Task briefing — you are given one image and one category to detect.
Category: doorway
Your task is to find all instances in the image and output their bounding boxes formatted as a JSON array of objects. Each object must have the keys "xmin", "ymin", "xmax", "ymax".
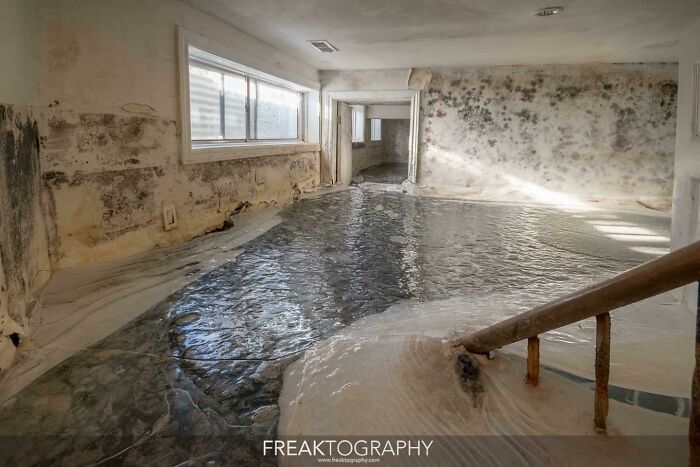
[{"xmin": 325, "ymin": 90, "xmax": 420, "ymax": 187}]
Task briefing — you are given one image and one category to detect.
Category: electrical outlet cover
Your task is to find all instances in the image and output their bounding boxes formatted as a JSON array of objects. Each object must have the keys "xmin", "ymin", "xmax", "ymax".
[{"xmin": 163, "ymin": 204, "xmax": 178, "ymax": 231}]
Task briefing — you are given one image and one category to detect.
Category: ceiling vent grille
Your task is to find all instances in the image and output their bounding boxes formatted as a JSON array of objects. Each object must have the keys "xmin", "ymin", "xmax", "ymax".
[
  {"xmin": 308, "ymin": 40, "xmax": 339, "ymax": 53},
  {"xmin": 535, "ymin": 6, "xmax": 563, "ymax": 16}
]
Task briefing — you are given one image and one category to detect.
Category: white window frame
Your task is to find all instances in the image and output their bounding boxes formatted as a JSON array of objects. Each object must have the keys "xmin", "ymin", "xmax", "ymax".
[
  {"xmin": 370, "ymin": 119, "xmax": 382, "ymax": 141},
  {"xmin": 189, "ymin": 59, "xmax": 303, "ymax": 144},
  {"xmin": 351, "ymin": 105, "xmax": 365, "ymax": 143},
  {"xmin": 178, "ymin": 28, "xmax": 320, "ymax": 164}
]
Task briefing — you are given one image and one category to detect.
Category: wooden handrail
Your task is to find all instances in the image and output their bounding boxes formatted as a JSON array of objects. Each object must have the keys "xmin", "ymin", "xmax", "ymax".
[
  {"xmin": 458, "ymin": 239, "xmax": 700, "ymax": 354},
  {"xmin": 456, "ymin": 238, "xmax": 700, "ymax": 454}
]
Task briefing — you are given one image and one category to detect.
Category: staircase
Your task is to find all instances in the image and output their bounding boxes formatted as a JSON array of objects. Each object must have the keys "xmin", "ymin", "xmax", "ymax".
[{"xmin": 457, "ymin": 239, "xmax": 700, "ymax": 462}]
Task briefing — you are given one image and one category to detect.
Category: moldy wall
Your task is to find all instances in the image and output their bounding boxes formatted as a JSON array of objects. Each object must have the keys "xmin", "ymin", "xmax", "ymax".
[
  {"xmin": 0, "ymin": 1, "xmax": 50, "ymax": 369},
  {"xmin": 420, "ymin": 64, "xmax": 678, "ymax": 205},
  {"xmin": 0, "ymin": 0, "xmax": 321, "ymax": 370},
  {"xmin": 0, "ymin": 107, "xmax": 51, "ymax": 370},
  {"xmin": 32, "ymin": 0, "xmax": 321, "ymax": 268}
]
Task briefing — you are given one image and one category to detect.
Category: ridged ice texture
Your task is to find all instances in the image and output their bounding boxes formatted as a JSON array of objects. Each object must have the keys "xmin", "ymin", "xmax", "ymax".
[{"xmin": 0, "ymin": 189, "xmax": 669, "ymax": 466}]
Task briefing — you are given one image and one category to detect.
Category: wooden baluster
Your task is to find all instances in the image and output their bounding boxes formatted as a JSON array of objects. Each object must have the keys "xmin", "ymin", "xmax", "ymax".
[
  {"xmin": 594, "ymin": 313, "xmax": 611, "ymax": 434},
  {"xmin": 526, "ymin": 336, "xmax": 540, "ymax": 386}
]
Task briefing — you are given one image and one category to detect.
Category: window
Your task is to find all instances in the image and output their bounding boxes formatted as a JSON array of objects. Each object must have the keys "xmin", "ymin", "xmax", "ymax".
[
  {"xmin": 189, "ymin": 50, "xmax": 302, "ymax": 144},
  {"xmin": 351, "ymin": 105, "xmax": 365, "ymax": 143},
  {"xmin": 370, "ymin": 119, "xmax": 381, "ymax": 141},
  {"xmin": 178, "ymin": 29, "xmax": 321, "ymax": 164}
]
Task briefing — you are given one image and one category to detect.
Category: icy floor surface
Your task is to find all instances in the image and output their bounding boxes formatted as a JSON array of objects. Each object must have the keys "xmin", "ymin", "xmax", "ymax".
[
  {"xmin": 357, "ymin": 162, "xmax": 408, "ymax": 184},
  {"xmin": 0, "ymin": 189, "xmax": 674, "ymax": 465}
]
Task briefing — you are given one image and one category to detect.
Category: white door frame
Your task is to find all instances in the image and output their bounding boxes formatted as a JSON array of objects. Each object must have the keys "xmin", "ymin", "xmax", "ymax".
[{"xmin": 325, "ymin": 90, "xmax": 421, "ymax": 185}]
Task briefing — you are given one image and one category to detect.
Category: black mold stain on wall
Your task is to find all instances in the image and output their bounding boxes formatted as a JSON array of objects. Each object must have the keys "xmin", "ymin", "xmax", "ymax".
[
  {"xmin": 420, "ymin": 65, "xmax": 678, "ymax": 198},
  {"xmin": 0, "ymin": 105, "xmax": 42, "ymax": 322},
  {"xmin": 39, "ymin": 110, "xmax": 320, "ymax": 262}
]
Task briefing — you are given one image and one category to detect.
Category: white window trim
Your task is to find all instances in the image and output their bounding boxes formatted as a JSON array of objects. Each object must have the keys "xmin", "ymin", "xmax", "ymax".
[
  {"xmin": 178, "ymin": 27, "xmax": 320, "ymax": 164},
  {"xmin": 351, "ymin": 105, "xmax": 365, "ymax": 143},
  {"xmin": 370, "ymin": 118, "xmax": 382, "ymax": 141}
]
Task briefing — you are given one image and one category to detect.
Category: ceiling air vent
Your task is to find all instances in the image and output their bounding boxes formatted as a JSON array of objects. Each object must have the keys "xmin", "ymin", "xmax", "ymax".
[
  {"xmin": 535, "ymin": 6, "xmax": 563, "ymax": 16},
  {"xmin": 308, "ymin": 40, "xmax": 339, "ymax": 53}
]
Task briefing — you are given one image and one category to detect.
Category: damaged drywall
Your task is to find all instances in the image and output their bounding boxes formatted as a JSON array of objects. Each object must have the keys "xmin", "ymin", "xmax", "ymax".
[
  {"xmin": 0, "ymin": 105, "xmax": 51, "ymax": 369},
  {"xmin": 39, "ymin": 110, "xmax": 319, "ymax": 267},
  {"xmin": 420, "ymin": 63, "xmax": 678, "ymax": 204},
  {"xmin": 27, "ymin": 0, "xmax": 322, "ymax": 268}
]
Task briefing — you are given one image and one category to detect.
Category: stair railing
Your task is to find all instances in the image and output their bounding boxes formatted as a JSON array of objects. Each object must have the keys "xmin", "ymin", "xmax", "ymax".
[{"xmin": 457, "ymin": 239, "xmax": 700, "ymax": 457}]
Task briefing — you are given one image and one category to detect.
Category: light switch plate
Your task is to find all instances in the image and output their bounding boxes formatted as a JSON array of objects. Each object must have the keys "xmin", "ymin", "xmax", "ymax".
[{"xmin": 163, "ymin": 204, "xmax": 178, "ymax": 231}]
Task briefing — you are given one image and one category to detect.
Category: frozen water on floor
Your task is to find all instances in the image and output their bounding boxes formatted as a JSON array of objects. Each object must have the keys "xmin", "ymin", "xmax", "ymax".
[
  {"xmin": 357, "ymin": 162, "xmax": 408, "ymax": 184},
  {"xmin": 0, "ymin": 189, "xmax": 673, "ymax": 465}
]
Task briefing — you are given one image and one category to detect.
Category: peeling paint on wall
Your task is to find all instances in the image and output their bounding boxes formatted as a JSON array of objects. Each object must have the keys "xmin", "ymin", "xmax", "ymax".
[{"xmin": 419, "ymin": 64, "xmax": 678, "ymax": 203}]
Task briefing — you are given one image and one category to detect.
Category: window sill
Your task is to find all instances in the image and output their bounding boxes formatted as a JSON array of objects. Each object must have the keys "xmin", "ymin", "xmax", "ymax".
[{"xmin": 184, "ymin": 142, "xmax": 321, "ymax": 164}]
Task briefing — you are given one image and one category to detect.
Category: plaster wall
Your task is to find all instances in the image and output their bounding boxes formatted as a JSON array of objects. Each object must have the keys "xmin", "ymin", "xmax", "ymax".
[
  {"xmin": 0, "ymin": 0, "xmax": 321, "ymax": 369},
  {"xmin": 670, "ymin": 18, "xmax": 700, "ymax": 308},
  {"xmin": 0, "ymin": 106, "xmax": 51, "ymax": 369},
  {"xmin": 420, "ymin": 64, "xmax": 678, "ymax": 204},
  {"xmin": 351, "ymin": 118, "xmax": 384, "ymax": 175},
  {"xmin": 0, "ymin": 2, "xmax": 51, "ymax": 369},
  {"xmin": 382, "ymin": 119, "xmax": 410, "ymax": 163},
  {"xmin": 0, "ymin": 0, "xmax": 39, "ymax": 106},
  {"xmin": 31, "ymin": 0, "xmax": 321, "ymax": 268},
  {"xmin": 367, "ymin": 105, "xmax": 411, "ymax": 120}
]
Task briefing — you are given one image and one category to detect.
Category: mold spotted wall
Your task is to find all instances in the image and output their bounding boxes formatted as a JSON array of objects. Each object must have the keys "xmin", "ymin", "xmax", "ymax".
[
  {"xmin": 420, "ymin": 64, "xmax": 678, "ymax": 202},
  {"xmin": 352, "ymin": 118, "xmax": 384, "ymax": 175},
  {"xmin": 382, "ymin": 119, "xmax": 410, "ymax": 163},
  {"xmin": 39, "ymin": 109, "xmax": 320, "ymax": 268},
  {"xmin": 0, "ymin": 105, "xmax": 51, "ymax": 368}
]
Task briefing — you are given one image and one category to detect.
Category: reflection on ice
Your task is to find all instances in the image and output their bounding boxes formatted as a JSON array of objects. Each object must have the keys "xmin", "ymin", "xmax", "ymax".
[{"xmin": 0, "ymin": 188, "xmax": 685, "ymax": 466}]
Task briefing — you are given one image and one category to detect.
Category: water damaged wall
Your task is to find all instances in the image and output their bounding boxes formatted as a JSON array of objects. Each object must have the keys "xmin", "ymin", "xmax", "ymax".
[
  {"xmin": 0, "ymin": 0, "xmax": 321, "ymax": 371},
  {"xmin": 28, "ymin": 0, "xmax": 322, "ymax": 268},
  {"xmin": 39, "ymin": 110, "xmax": 319, "ymax": 267},
  {"xmin": 420, "ymin": 64, "xmax": 678, "ymax": 205},
  {"xmin": 0, "ymin": 105, "xmax": 51, "ymax": 369}
]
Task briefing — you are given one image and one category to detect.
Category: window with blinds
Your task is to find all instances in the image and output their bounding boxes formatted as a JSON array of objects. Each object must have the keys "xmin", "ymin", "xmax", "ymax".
[
  {"xmin": 370, "ymin": 119, "xmax": 382, "ymax": 141},
  {"xmin": 351, "ymin": 105, "xmax": 365, "ymax": 143},
  {"xmin": 188, "ymin": 47, "xmax": 303, "ymax": 143}
]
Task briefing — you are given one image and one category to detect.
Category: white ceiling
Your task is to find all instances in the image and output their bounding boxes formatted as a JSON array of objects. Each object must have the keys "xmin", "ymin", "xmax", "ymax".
[{"xmin": 183, "ymin": 0, "xmax": 700, "ymax": 70}]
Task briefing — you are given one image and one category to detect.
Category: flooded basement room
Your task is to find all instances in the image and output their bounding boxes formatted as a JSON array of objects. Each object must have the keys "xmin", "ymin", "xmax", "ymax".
[{"xmin": 2, "ymin": 1, "xmax": 700, "ymax": 466}]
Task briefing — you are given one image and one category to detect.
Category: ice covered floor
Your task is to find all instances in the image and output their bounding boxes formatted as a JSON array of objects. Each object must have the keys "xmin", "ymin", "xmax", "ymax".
[
  {"xmin": 357, "ymin": 162, "xmax": 408, "ymax": 184},
  {"xmin": 279, "ymin": 299, "xmax": 689, "ymax": 465},
  {"xmin": 0, "ymin": 188, "xmax": 690, "ymax": 466}
]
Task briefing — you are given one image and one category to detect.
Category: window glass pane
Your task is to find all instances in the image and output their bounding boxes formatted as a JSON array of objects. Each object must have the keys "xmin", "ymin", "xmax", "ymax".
[
  {"xmin": 223, "ymin": 73, "xmax": 247, "ymax": 140},
  {"xmin": 352, "ymin": 105, "xmax": 365, "ymax": 142},
  {"xmin": 189, "ymin": 65, "xmax": 222, "ymax": 140},
  {"xmin": 370, "ymin": 119, "xmax": 381, "ymax": 141},
  {"xmin": 252, "ymin": 80, "xmax": 299, "ymax": 139}
]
